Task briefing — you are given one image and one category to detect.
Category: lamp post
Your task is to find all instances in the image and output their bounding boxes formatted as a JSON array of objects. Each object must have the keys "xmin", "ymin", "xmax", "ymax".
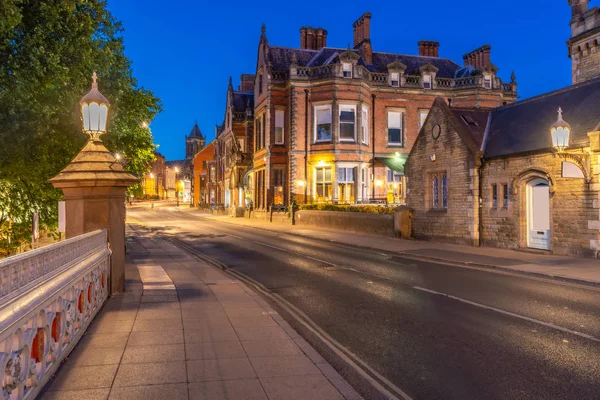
[
  {"xmin": 175, "ymin": 167, "xmax": 180, "ymax": 207},
  {"xmin": 550, "ymin": 107, "xmax": 571, "ymax": 153}
]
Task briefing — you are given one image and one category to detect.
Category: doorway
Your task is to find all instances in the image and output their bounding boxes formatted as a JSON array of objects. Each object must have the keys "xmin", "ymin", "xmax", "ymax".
[{"xmin": 527, "ymin": 179, "xmax": 550, "ymax": 250}]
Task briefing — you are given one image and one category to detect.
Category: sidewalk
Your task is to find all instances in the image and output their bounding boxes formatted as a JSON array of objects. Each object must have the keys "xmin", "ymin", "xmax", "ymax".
[
  {"xmin": 184, "ymin": 209, "xmax": 600, "ymax": 286},
  {"xmin": 40, "ymin": 226, "xmax": 362, "ymax": 400}
]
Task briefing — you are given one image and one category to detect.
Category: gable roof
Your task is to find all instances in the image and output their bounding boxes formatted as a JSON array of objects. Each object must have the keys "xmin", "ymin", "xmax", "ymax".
[
  {"xmin": 268, "ymin": 46, "xmax": 463, "ymax": 78},
  {"xmin": 484, "ymin": 77, "xmax": 600, "ymax": 158},
  {"xmin": 450, "ymin": 109, "xmax": 491, "ymax": 151}
]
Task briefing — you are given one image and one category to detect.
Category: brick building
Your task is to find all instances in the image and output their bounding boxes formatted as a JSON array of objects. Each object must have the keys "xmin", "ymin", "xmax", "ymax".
[
  {"xmin": 250, "ymin": 13, "xmax": 517, "ymax": 214},
  {"xmin": 193, "ymin": 141, "xmax": 215, "ymax": 207},
  {"xmin": 405, "ymin": 1, "xmax": 600, "ymax": 257},
  {"xmin": 213, "ymin": 75, "xmax": 254, "ymax": 213}
]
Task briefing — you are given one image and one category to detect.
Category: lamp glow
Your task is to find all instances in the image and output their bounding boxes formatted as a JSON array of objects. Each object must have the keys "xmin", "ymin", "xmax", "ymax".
[
  {"xmin": 297, "ymin": 180, "xmax": 305, "ymax": 187},
  {"xmin": 375, "ymin": 179, "xmax": 383, "ymax": 187},
  {"xmin": 80, "ymin": 72, "xmax": 110, "ymax": 141},
  {"xmin": 550, "ymin": 107, "xmax": 571, "ymax": 153}
]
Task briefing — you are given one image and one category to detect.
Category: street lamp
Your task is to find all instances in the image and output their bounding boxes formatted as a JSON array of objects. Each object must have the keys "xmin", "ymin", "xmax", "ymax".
[
  {"xmin": 550, "ymin": 107, "xmax": 571, "ymax": 153},
  {"xmin": 80, "ymin": 72, "xmax": 110, "ymax": 141}
]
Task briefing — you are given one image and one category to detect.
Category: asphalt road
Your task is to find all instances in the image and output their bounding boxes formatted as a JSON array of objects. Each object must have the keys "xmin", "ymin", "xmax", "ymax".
[{"xmin": 128, "ymin": 205, "xmax": 600, "ymax": 400}]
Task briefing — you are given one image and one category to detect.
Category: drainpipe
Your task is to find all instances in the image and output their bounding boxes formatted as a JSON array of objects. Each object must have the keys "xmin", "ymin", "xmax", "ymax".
[
  {"xmin": 478, "ymin": 157, "xmax": 485, "ymax": 247},
  {"xmin": 304, "ymin": 89, "xmax": 309, "ymax": 203},
  {"xmin": 371, "ymin": 94, "xmax": 376, "ymax": 200}
]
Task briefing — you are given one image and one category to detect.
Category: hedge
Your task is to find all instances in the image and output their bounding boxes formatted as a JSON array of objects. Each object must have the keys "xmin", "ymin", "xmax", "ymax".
[{"xmin": 297, "ymin": 204, "xmax": 395, "ymax": 214}]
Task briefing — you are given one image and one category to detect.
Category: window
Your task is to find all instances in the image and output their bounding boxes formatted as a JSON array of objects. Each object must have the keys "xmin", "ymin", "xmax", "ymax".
[
  {"xmin": 273, "ymin": 168, "xmax": 284, "ymax": 205},
  {"xmin": 390, "ymin": 72, "xmax": 400, "ymax": 87},
  {"xmin": 423, "ymin": 75, "xmax": 432, "ymax": 89},
  {"xmin": 315, "ymin": 105, "xmax": 332, "ymax": 142},
  {"xmin": 258, "ymin": 73, "xmax": 263, "ymax": 95},
  {"xmin": 275, "ymin": 109, "xmax": 284, "ymax": 145},
  {"xmin": 387, "ymin": 111, "xmax": 403, "ymax": 146},
  {"xmin": 343, "ymin": 63, "xmax": 352, "ymax": 78},
  {"xmin": 339, "ymin": 105, "xmax": 356, "ymax": 142},
  {"xmin": 238, "ymin": 138, "xmax": 245, "ymax": 152},
  {"xmin": 492, "ymin": 184, "xmax": 498, "ymax": 209},
  {"xmin": 431, "ymin": 172, "xmax": 448, "ymax": 209},
  {"xmin": 419, "ymin": 109, "xmax": 429, "ymax": 130},
  {"xmin": 387, "ymin": 168, "xmax": 402, "ymax": 183},
  {"xmin": 361, "ymin": 107, "xmax": 369, "ymax": 144},
  {"xmin": 210, "ymin": 167, "xmax": 215, "ymax": 182},
  {"xmin": 337, "ymin": 167, "xmax": 355, "ymax": 183},
  {"xmin": 484, "ymin": 75, "xmax": 492, "ymax": 89},
  {"xmin": 503, "ymin": 184, "xmax": 509, "ymax": 208},
  {"xmin": 316, "ymin": 167, "xmax": 332, "ymax": 201}
]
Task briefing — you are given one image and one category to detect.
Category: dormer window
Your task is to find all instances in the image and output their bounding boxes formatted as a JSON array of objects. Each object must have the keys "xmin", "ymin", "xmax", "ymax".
[
  {"xmin": 484, "ymin": 75, "xmax": 492, "ymax": 89},
  {"xmin": 390, "ymin": 72, "xmax": 400, "ymax": 87},
  {"xmin": 343, "ymin": 63, "xmax": 352, "ymax": 78},
  {"xmin": 423, "ymin": 75, "xmax": 432, "ymax": 89}
]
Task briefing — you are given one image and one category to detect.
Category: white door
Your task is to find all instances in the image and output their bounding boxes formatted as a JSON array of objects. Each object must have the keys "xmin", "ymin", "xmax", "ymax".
[{"xmin": 527, "ymin": 180, "xmax": 550, "ymax": 250}]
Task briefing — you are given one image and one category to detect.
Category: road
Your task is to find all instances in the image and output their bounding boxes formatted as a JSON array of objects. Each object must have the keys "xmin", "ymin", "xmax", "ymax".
[{"xmin": 128, "ymin": 204, "xmax": 600, "ymax": 400}]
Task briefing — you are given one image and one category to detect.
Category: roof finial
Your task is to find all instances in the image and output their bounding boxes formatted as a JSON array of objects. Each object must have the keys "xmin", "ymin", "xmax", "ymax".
[
  {"xmin": 261, "ymin": 23, "xmax": 266, "ymax": 35},
  {"xmin": 510, "ymin": 70, "xmax": 516, "ymax": 83},
  {"xmin": 92, "ymin": 71, "xmax": 98, "ymax": 89},
  {"xmin": 229, "ymin": 76, "xmax": 232, "ymax": 85},
  {"xmin": 558, "ymin": 107, "xmax": 563, "ymax": 119}
]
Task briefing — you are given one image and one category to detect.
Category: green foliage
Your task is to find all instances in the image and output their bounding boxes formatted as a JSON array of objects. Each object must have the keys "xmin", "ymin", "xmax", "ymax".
[
  {"xmin": 298, "ymin": 204, "xmax": 395, "ymax": 214},
  {"xmin": 0, "ymin": 0, "xmax": 162, "ymax": 255}
]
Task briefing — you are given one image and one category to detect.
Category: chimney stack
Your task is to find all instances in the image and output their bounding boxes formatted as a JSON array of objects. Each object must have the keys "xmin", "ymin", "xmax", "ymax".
[
  {"xmin": 239, "ymin": 74, "xmax": 255, "ymax": 92},
  {"xmin": 463, "ymin": 44, "xmax": 491, "ymax": 70},
  {"xmin": 569, "ymin": 0, "xmax": 589, "ymax": 17},
  {"xmin": 300, "ymin": 26, "xmax": 328, "ymax": 50},
  {"xmin": 352, "ymin": 12, "xmax": 373, "ymax": 64},
  {"xmin": 418, "ymin": 41, "xmax": 439, "ymax": 57}
]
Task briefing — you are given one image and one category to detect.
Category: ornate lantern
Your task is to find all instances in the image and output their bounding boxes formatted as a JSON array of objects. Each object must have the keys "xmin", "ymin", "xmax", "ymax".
[
  {"xmin": 550, "ymin": 107, "xmax": 571, "ymax": 153},
  {"xmin": 80, "ymin": 72, "xmax": 110, "ymax": 141}
]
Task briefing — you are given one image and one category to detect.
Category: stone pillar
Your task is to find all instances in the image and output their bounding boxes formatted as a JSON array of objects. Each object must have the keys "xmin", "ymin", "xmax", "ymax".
[{"xmin": 50, "ymin": 139, "xmax": 138, "ymax": 295}]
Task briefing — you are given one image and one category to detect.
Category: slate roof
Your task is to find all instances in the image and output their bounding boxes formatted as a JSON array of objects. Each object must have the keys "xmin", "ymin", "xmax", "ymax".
[
  {"xmin": 232, "ymin": 91, "xmax": 254, "ymax": 112},
  {"xmin": 450, "ymin": 109, "xmax": 491, "ymax": 150},
  {"xmin": 188, "ymin": 123, "xmax": 204, "ymax": 138},
  {"xmin": 484, "ymin": 77, "xmax": 600, "ymax": 158},
  {"xmin": 268, "ymin": 46, "xmax": 463, "ymax": 78}
]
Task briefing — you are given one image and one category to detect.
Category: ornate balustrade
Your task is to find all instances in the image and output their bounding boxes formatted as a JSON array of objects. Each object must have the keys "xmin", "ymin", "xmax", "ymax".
[
  {"xmin": 403, "ymin": 75, "xmax": 421, "ymax": 87},
  {"xmin": 436, "ymin": 77, "xmax": 453, "ymax": 88},
  {"xmin": 370, "ymin": 73, "xmax": 388, "ymax": 83},
  {"xmin": 0, "ymin": 229, "xmax": 110, "ymax": 400}
]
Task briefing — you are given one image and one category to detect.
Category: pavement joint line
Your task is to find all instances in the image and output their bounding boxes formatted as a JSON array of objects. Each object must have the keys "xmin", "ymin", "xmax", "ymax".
[
  {"xmin": 412, "ymin": 285, "xmax": 600, "ymax": 343},
  {"xmin": 175, "ymin": 211, "xmax": 600, "ymax": 290},
  {"xmin": 163, "ymin": 234, "xmax": 412, "ymax": 400}
]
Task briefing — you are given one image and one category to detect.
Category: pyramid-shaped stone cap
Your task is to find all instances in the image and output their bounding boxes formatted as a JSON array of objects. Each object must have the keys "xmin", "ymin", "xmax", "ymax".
[{"xmin": 49, "ymin": 140, "xmax": 138, "ymax": 188}]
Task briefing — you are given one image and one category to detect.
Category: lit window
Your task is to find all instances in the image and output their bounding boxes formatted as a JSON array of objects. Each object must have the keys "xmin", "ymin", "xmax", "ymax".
[
  {"xmin": 423, "ymin": 75, "xmax": 432, "ymax": 89},
  {"xmin": 343, "ymin": 63, "xmax": 352, "ymax": 78},
  {"xmin": 419, "ymin": 109, "xmax": 429, "ymax": 130},
  {"xmin": 503, "ymin": 184, "xmax": 509, "ymax": 208},
  {"xmin": 316, "ymin": 167, "xmax": 332, "ymax": 201},
  {"xmin": 339, "ymin": 105, "xmax": 356, "ymax": 142},
  {"xmin": 362, "ymin": 107, "xmax": 369, "ymax": 144},
  {"xmin": 387, "ymin": 111, "xmax": 403, "ymax": 146},
  {"xmin": 315, "ymin": 105, "xmax": 332, "ymax": 142},
  {"xmin": 391, "ymin": 72, "xmax": 400, "ymax": 87},
  {"xmin": 275, "ymin": 109, "xmax": 284, "ymax": 145},
  {"xmin": 492, "ymin": 184, "xmax": 498, "ymax": 209},
  {"xmin": 273, "ymin": 168, "xmax": 284, "ymax": 205},
  {"xmin": 337, "ymin": 167, "xmax": 355, "ymax": 183}
]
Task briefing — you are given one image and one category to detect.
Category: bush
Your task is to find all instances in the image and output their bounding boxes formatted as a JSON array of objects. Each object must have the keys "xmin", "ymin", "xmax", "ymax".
[{"xmin": 297, "ymin": 204, "xmax": 395, "ymax": 214}]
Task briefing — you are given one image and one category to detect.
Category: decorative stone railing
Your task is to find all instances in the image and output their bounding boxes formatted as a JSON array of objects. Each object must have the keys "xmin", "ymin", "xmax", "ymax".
[
  {"xmin": 0, "ymin": 229, "xmax": 111, "ymax": 400},
  {"xmin": 403, "ymin": 75, "xmax": 421, "ymax": 87}
]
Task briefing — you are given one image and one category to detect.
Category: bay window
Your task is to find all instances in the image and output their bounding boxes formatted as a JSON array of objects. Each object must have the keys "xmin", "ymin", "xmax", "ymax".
[
  {"xmin": 337, "ymin": 166, "xmax": 355, "ymax": 204},
  {"xmin": 315, "ymin": 167, "xmax": 332, "ymax": 201},
  {"xmin": 339, "ymin": 105, "xmax": 356, "ymax": 142}
]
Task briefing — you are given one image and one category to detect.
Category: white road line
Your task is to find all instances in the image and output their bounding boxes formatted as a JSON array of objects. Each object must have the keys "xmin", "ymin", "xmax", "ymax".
[{"xmin": 412, "ymin": 286, "xmax": 600, "ymax": 343}]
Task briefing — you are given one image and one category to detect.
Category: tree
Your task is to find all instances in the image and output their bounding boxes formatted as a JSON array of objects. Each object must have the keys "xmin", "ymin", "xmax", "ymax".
[{"xmin": 0, "ymin": 0, "xmax": 161, "ymax": 255}]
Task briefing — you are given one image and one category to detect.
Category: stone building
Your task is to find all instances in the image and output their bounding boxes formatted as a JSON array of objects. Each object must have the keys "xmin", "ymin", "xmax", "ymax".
[
  {"xmin": 249, "ymin": 13, "xmax": 517, "ymax": 215},
  {"xmin": 405, "ymin": 1, "xmax": 600, "ymax": 257},
  {"xmin": 568, "ymin": 0, "xmax": 600, "ymax": 84},
  {"xmin": 213, "ymin": 75, "xmax": 254, "ymax": 213}
]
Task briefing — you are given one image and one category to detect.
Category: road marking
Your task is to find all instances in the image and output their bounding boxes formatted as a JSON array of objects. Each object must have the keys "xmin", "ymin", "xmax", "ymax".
[{"xmin": 412, "ymin": 286, "xmax": 600, "ymax": 343}]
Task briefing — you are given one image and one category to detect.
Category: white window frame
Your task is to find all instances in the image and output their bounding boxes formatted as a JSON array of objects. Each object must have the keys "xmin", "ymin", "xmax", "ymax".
[
  {"xmin": 387, "ymin": 168, "xmax": 402, "ymax": 183},
  {"xmin": 387, "ymin": 110, "xmax": 404, "ymax": 146},
  {"xmin": 423, "ymin": 75, "xmax": 432, "ymax": 89},
  {"xmin": 419, "ymin": 109, "xmax": 430, "ymax": 130},
  {"xmin": 337, "ymin": 166, "xmax": 355, "ymax": 183},
  {"xmin": 484, "ymin": 74, "xmax": 492, "ymax": 89},
  {"xmin": 343, "ymin": 63, "xmax": 352, "ymax": 78},
  {"xmin": 361, "ymin": 106, "xmax": 369, "ymax": 145},
  {"xmin": 275, "ymin": 109, "xmax": 285, "ymax": 145},
  {"xmin": 390, "ymin": 72, "xmax": 400, "ymax": 87},
  {"xmin": 315, "ymin": 166, "xmax": 332, "ymax": 200},
  {"xmin": 314, "ymin": 104, "xmax": 333, "ymax": 143},
  {"xmin": 339, "ymin": 104, "xmax": 357, "ymax": 142}
]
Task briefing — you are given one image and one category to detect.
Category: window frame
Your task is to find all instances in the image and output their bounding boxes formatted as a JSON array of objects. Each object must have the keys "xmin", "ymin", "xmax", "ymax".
[
  {"xmin": 419, "ymin": 109, "xmax": 430, "ymax": 130},
  {"xmin": 339, "ymin": 104, "xmax": 357, "ymax": 142},
  {"xmin": 430, "ymin": 172, "xmax": 448, "ymax": 210},
  {"xmin": 342, "ymin": 63, "xmax": 353, "ymax": 78},
  {"xmin": 492, "ymin": 183, "xmax": 498, "ymax": 209},
  {"xmin": 361, "ymin": 106, "xmax": 369, "ymax": 145},
  {"xmin": 274, "ymin": 109, "xmax": 285, "ymax": 145},
  {"xmin": 337, "ymin": 166, "xmax": 355, "ymax": 183},
  {"xmin": 387, "ymin": 110, "xmax": 404, "ymax": 147},
  {"xmin": 387, "ymin": 168, "xmax": 402, "ymax": 183},
  {"xmin": 390, "ymin": 72, "xmax": 400, "ymax": 87},
  {"xmin": 484, "ymin": 75, "xmax": 492, "ymax": 89},
  {"xmin": 502, "ymin": 184, "xmax": 509, "ymax": 209},
  {"xmin": 423, "ymin": 75, "xmax": 432, "ymax": 90},
  {"xmin": 314, "ymin": 104, "xmax": 333, "ymax": 143},
  {"xmin": 315, "ymin": 166, "xmax": 332, "ymax": 201}
]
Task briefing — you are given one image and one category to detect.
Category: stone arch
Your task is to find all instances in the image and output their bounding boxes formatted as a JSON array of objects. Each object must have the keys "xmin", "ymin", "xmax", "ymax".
[
  {"xmin": 561, "ymin": 154, "xmax": 591, "ymax": 182},
  {"xmin": 512, "ymin": 168, "xmax": 557, "ymax": 195}
]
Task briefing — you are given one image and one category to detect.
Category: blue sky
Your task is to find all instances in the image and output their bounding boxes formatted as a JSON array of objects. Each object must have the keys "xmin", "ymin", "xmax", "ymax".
[{"xmin": 108, "ymin": 0, "xmax": 573, "ymax": 161}]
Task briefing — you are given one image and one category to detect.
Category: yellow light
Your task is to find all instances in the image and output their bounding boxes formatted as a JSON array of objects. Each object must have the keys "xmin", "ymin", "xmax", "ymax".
[
  {"xmin": 142, "ymin": 121, "xmax": 148, "ymax": 128},
  {"xmin": 174, "ymin": 167, "xmax": 179, "ymax": 173},
  {"xmin": 317, "ymin": 160, "xmax": 326, "ymax": 167},
  {"xmin": 115, "ymin": 153, "xmax": 122, "ymax": 160},
  {"xmin": 297, "ymin": 180, "xmax": 305, "ymax": 187},
  {"xmin": 149, "ymin": 173, "xmax": 154, "ymax": 179},
  {"xmin": 375, "ymin": 179, "xmax": 383, "ymax": 187}
]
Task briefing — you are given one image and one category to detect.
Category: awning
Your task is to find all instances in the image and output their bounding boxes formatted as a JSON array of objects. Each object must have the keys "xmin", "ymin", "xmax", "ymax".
[{"xmin": 375, "ymin": 155, "xmax": 407, "ymax": 174}]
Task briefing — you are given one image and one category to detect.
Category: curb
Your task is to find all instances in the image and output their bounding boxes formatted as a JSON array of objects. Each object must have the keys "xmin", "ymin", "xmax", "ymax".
[{"xmin": 179, "ymin": 210, "xmax": 600, "ymax": 289}]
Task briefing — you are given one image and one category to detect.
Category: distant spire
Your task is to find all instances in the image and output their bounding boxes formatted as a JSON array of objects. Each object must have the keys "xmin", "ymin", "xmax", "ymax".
[
  {"xmin": 510, "ymin": 70, "xmax": 516, "ymax": 83},
  {"xmin": 228, "ymin": 76, "xmax": 233, "ymax": 87},
  {"xmin": 261, "ymin": 23, "xmax": 266, "ymax": 35}
]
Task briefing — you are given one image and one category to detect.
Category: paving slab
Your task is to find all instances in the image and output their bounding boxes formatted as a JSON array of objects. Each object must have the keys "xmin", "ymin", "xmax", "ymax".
[
  {"xmin": 45, "ymin": 364, "xmax": 119, "ymax": 391},
  {"xmin": 127, "ymin": 329, "xmax": 184, "ymax": 346},
  {"xmin": 185, "ymin": 341, "xmax": 246, "ymax": 360},
  {"xmin": 188, "ymin": 379, "xmax": 268, "ymax": 400},
  {"xmin": 113, "ymin": 360, "xmax": 187, "ymax": 387},
  {"xmin": 108, "ymin": 383, "xmax": 189, "ymax": 400},
  {"xmin": 241, "ymin": 339, "xmax": 303, "ymax": 357},
  {"xmin": 260, "ymin": 374, "xmax": 345, "ymax": 400},
  {"xmin": 121, "ymin": 343, "xmax": 186, "ymax": 364},
  {"xmin": 39, "ymin": 388, "xmax": 110, "ymax": 400},
  {"xmin": 186, "ymin": 358, "xmax": 257, "ymax": 382}
]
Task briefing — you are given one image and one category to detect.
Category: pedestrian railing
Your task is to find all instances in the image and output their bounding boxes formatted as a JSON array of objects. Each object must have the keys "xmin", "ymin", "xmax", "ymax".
[{"xmin": 0, "ymin": 229, "xmax": 111, "ymax": 400}]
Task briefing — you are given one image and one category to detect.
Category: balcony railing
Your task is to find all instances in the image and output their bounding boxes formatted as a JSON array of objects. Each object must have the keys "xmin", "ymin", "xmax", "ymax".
[{"xmin": 0, "ymin": 229, "xmax": 111, "ymax": 400}]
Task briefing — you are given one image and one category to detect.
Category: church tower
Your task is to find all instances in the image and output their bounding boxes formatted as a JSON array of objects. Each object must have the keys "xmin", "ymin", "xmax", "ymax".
[
  {"xmin": 186, "ymin": 123, "xmax": 205, "ymax": 160},
  {"xmin": 567, "ymin": 0, "xmax": 600, "ymax": 84}
]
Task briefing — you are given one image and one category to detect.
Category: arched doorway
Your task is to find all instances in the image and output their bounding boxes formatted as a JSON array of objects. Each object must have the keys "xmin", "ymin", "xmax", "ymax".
[{"xmin": 527, "ymin": 178, "xmax": 550, "ymax": 250}]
